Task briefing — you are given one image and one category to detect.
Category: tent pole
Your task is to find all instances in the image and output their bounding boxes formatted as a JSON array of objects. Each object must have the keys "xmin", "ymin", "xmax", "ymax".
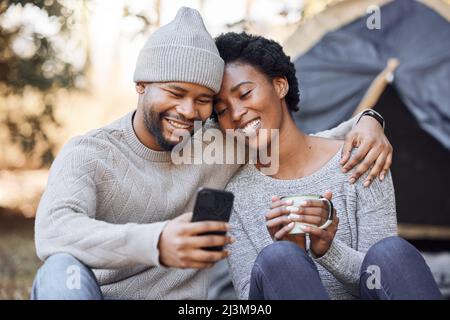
[{"xmin": 353, "ymin": 58, "xmax": 400, "ymax": 116}]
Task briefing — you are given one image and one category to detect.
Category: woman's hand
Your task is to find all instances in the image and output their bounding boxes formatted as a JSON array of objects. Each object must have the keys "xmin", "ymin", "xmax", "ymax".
[
  {"xmin": 340, "ymin": 115, "xmax": 393, "ymax": 187},
  {"xmin": 265, "ymin": 196, "xmax": 306, "ymax": 249},
  {"xmin": 300, "ymin": 191, "xmax": 339, "ymax": 258}
]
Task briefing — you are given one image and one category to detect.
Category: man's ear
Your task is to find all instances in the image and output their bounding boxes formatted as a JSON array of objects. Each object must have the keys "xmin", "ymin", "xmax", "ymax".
[
  {"xmin": 272, "ymin": 77, "xmax": 289, "ymax": 99},
  {"xmin": 135, "ymin": 82, "xmax": 146, "ymax": 94}
]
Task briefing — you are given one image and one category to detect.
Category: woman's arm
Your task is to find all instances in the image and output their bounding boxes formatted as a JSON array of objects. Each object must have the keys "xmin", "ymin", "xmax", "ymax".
[{"xmin": 308, "ymin": 171, "xmax": 398, "ymax": 296}]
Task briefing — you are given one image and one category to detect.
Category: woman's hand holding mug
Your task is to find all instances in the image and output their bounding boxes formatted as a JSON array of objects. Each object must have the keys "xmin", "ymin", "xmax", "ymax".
[
  {"xmin": 265, "ymin": 191, "xmax": 339, "ymax": 257},
  {"xmin": 265, "ymin": 196, "xmax": 306, "ymax": 249},
  {"xmin": 291, "ymin": 191, "xmax": 339, "ymax": 258}
]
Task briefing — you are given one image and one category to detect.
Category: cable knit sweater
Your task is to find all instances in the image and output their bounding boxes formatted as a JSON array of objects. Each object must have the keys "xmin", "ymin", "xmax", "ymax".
[
  {"xmin": 225, "ymin": 147, "xmax": 398, "ymax": 300},
  {"xmin": 35, "ymin": 110, "xmax": 363, "ymax": 299}
]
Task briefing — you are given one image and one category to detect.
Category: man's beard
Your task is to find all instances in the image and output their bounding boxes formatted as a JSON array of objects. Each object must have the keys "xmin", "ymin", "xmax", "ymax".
[
  {"xmin": 143, "ymin": 108, "xmax": 199, "ymax": 151},
  {"xmin": 143, "ymin": 108, "xmax": 177, "ymax": 151}
]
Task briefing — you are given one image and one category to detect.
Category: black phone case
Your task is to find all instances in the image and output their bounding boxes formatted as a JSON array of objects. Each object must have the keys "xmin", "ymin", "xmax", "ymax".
[{"xmin": 192, "ymin": 188, "xmax": 234, "ymax": 251}]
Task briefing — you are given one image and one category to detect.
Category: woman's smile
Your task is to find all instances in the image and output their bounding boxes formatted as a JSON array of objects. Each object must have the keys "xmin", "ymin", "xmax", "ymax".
[{"xmin": 237, "ymin": 118, "xmax": 262, "ymax": 136}]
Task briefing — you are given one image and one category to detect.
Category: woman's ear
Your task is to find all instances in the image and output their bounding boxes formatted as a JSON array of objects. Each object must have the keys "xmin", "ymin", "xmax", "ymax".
[
  {"xmin": 273, "ymin": 77, "xmax": 289, "ymax": 99},
  {"xmin": 135, "ymin": 82, "xmax": 146, "ymax": 94}
]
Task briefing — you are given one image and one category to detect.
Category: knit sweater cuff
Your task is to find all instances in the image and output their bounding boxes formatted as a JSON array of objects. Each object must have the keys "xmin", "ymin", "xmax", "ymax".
[
  {"xmin": 129, "ymin": 221, "xmax": 169, "ymax": 267},
  {"xmin": 312, "ymin": 238, "xmax": 363, "ymax": 288},
  {"xmin": 312, "ymin": 238, "xmax": 347, "ymax": 265}
]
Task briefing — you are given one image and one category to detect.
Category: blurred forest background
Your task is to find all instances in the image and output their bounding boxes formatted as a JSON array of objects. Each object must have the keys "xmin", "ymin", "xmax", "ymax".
[
  {"xmin": 1, "ymin": 0, "xmax": 449, "ymax": 299},
  {"xmin": 0, "ymin": 0, "xmax": 340, "ymax": 299}
]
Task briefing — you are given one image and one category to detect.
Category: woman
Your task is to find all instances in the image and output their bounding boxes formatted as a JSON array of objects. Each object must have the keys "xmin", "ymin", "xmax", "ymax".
[{"xmin": 214, "ymin": 32, "xmax": 442, "ymax": 300}]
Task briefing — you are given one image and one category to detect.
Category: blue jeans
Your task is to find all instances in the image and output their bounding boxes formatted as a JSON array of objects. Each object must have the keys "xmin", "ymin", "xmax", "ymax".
[
  {"xmin": 249, "ymin": 236, "xmax": 443, "ymax": 300},
  {"xmin": 31, "ymin": 253, "xmax": 103, "ymax": 300}
]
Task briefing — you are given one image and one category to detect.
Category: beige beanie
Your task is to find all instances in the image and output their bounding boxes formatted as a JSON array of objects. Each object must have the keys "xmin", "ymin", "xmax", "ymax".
[{"xmin": 133, "ymin": 7, "xmax": 224, "ymax": 93}]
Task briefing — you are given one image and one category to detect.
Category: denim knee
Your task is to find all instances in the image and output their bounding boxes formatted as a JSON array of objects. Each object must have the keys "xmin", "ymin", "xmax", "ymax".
[
  {"xmin": 250, "ymin": 241, "xmax": 328, "ymax": 300},
  {"xmin": 360, "ymin": 236, "xmax": 442, "ymax": 300},
  {"xmin": 362, "ymin": 236, "xmax": 416, "ymax": 269},
  {"xmin": 32, "ymin": 253, "xmax": 102, "ymax": 300},
  {"xmin": 44, "ymin": 253, "xmax": 89, "ymax": 275},
  {"xmin": 254, "ymin": 241, "xmax": 314, "ymax": 273},
  {"xmin": 46, "ymin": 252, "xmax": 84, "ymax": 266},
  {"xmin": 38, "ymin": 253, "xmax": 85, "ymax": 276}
]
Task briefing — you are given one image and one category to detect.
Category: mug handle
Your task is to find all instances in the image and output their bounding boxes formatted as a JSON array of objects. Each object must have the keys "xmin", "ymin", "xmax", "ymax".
[{"xmin": 317, "ymin": 196, "xmax": 334, "ymax": 230}]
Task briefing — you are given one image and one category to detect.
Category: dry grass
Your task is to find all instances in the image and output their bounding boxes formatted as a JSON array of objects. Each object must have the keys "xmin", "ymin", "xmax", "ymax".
[{"xmin": 0, "ymin": 208, "xmax": 41, "ymax": 300}]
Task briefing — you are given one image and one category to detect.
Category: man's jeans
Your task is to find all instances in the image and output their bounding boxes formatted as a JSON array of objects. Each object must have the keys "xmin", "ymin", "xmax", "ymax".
[
  {"xmin": 249, "ymin": 236, "xmax": 443, "ymax": 300},
  {"xmin": 31, "ymin": 253, "xmax": 103, "ymax": 300}
]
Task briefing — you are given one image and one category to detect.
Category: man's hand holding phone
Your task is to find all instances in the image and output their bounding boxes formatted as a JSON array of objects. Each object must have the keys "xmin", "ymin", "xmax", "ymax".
[{"xmin": 158, "ymin": 212, "xmax": 235, "ymax": 269}]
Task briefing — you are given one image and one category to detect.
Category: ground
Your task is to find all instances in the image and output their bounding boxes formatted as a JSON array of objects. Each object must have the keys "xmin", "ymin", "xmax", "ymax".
[{"xmin": 0, "ymin": 208, "xmax": 41, "ymax": 299}]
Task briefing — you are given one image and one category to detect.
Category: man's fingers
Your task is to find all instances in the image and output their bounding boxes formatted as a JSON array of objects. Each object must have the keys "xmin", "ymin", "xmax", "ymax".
[
  {"xmin": 363, "ymin": 151, "xmax": 387, "ymax": 187},
  {"xmin": 188, "ymin": 262, "xmax": 216, "ymax": 269},
  {"xmin": 186, "ymin": 220, "xmax": 229, "ymax": 235},
  {"xmin": 380, "ymin": 150, "xmax": 393, "ymax": 181},
  {"xmin": 176, "ymin": 212, "xmax": 193, "ymax": 222},
  {"xmin": 343, "ymin": 139, "xmax": 372, "ymax": 172},
  {"xmin": 348, "ymin": 147, "xmax": 380, "ymax": 184},
  {"xmin": 179, "ymin": 260, "xmax": 216, "ymax": 269},
  {"xmin": 189, "ymin": 248, "xmax": 230, "ymax": 263},
  {"xmin": 341, "ymin": 134, "xmax": 355, "ymax": 166},
  {"xmin": 187, "ymin": 235, "xmax": 234, "ymax": 249},
  {"xmin": 274, "ymin": 222, "xmax": 295, "ymax": 240}
]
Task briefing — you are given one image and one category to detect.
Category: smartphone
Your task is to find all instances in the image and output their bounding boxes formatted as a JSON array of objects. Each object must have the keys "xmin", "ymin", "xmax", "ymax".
[{"xmin": 191, "ymin": 188, "xmax": 234, "ymax": 251}]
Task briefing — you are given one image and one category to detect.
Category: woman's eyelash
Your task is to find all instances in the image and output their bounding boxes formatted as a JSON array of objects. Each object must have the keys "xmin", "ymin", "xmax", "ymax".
[
  {"xmin": 217, "ymin": 108, "xmax": 227, "ymax": 116},
  {"xmin": 241, "ymin": 90, "xmax": 252, "ymax": 98}
]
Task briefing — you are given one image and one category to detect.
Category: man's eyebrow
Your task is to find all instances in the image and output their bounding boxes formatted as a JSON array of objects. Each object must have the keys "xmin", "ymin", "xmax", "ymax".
[
  {"xmin": 198, "ymin": 93, "xmax": 214, "ymax": 99},
  {"xmin": 165, "ymin": 84, "xmax": 213, "ymax": 98},
  {"xmin": 165, "ymin": 84, "xmax": 188, "ymax": 93},
  {"xmin": 230, "ymin": 81, "xmax": 254, "ymax": 93}
]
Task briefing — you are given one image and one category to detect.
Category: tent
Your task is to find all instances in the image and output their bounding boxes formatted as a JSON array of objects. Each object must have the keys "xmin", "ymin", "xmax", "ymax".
[{"xmin": 284, "ymin": 0, "xmax": 450, "ymax": 232}]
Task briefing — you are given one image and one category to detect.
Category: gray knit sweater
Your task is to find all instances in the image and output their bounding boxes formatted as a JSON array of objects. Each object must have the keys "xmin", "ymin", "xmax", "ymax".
[
  {"xmin": 35, "ymin": 111, "xmax": 240, "ymax": 299},
  {"xmin": 35, "ymin": 110, "xmax": 363, "ymax": 299},
  {"xmin": 225, "ymin": 147, "xmax": 398, "ymax": 300}
]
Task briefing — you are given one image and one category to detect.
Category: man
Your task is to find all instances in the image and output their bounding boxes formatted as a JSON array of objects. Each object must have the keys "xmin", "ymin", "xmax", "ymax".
[{"xmin": 32, "ymin": 7, "xmax": 392, "ymax": 300}]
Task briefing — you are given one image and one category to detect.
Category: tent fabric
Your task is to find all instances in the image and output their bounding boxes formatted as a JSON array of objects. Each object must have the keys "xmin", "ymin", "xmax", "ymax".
[
  {"xmin": 283, "ymin": 0, "xmax": 392, "ymax": 58},
  {"xmin": 283, "ymin": 0, "xmax": 450, "ymax": 58},
  {"xmin": 290, "ymin": 0, "xmax": 450, "ymax": 150}
]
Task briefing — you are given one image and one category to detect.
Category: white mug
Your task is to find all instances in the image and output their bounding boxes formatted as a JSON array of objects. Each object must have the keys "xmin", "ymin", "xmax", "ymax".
[{"xmin": 280, "ymin": 194, "xmax": 334, "ymax": 234}]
